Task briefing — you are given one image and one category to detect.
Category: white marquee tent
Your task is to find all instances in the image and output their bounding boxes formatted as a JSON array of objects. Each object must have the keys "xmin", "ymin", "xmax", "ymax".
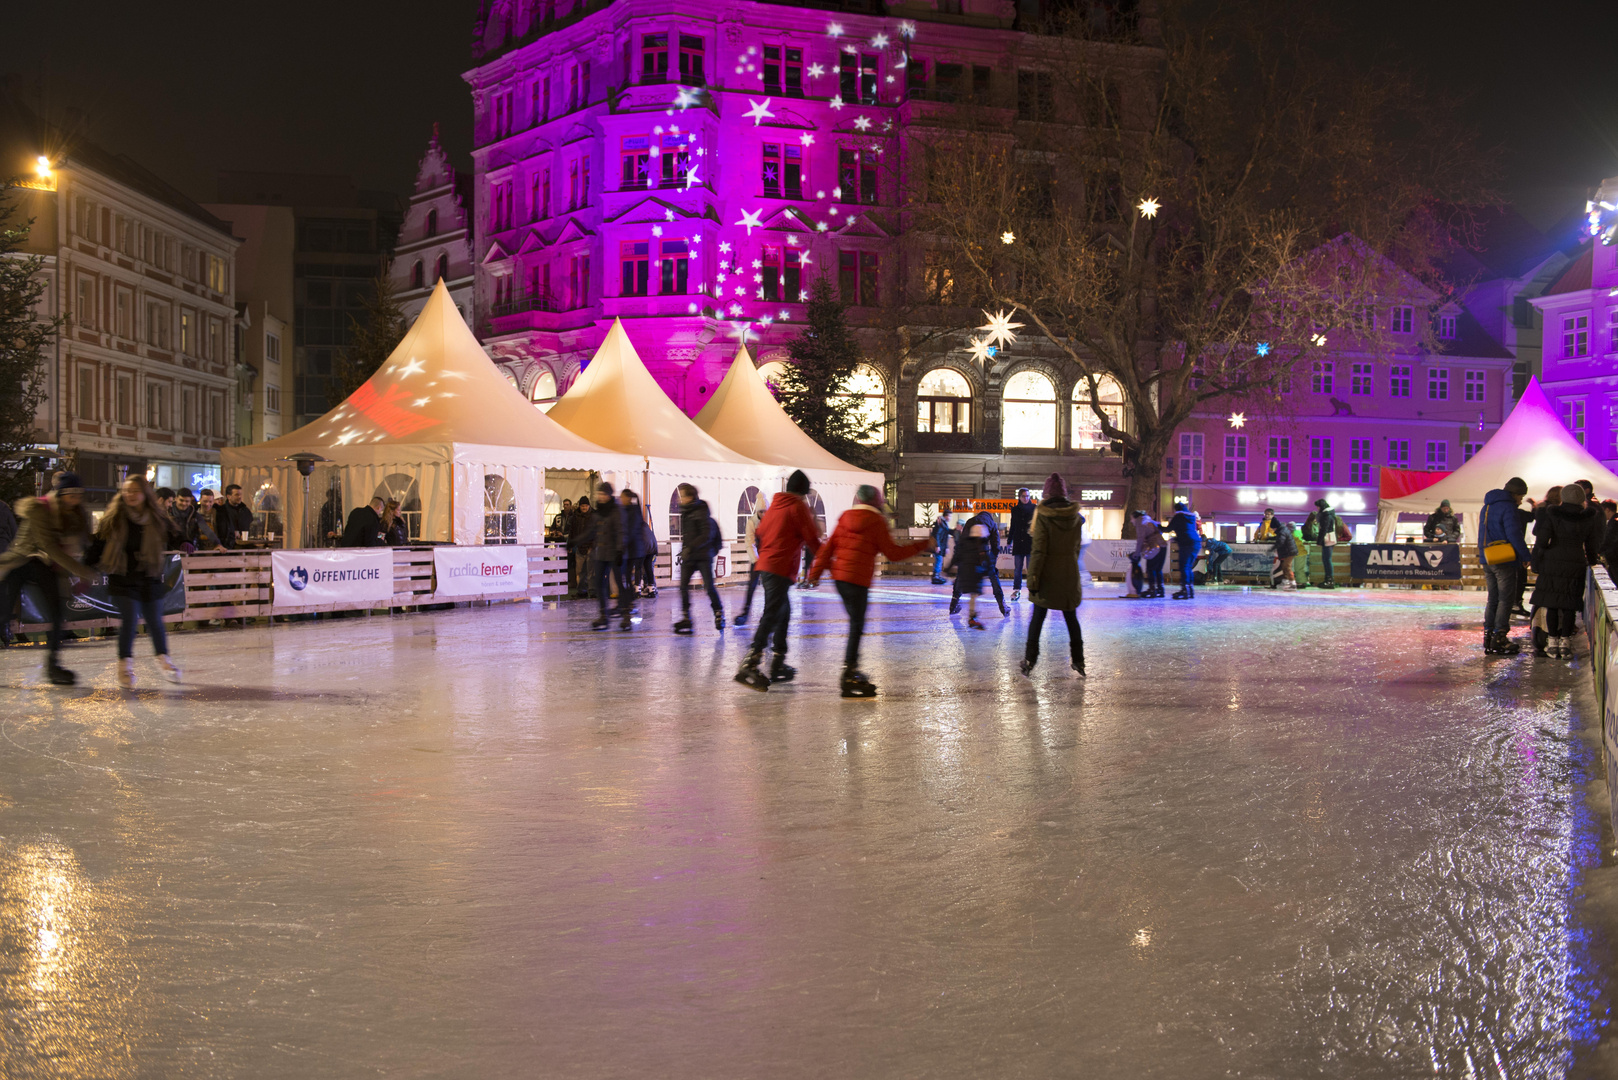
[
  {"xmin": 222, "ymin": 281, "xmax": 640, "ymax": 546},
  {"xmin": 1377, "ymin": 377, "xmax": 1618, "ymax": 541}
]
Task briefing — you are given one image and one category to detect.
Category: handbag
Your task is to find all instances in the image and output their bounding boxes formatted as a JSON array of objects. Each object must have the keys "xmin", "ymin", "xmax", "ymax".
[{"xmin": 1481, "ymin": 503, "xmax": 1517, "ymax": 564}]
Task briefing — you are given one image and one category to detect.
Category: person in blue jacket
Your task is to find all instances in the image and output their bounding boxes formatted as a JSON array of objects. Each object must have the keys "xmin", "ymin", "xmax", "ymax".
[
  {"xmin": 1478, "ymin": 476, "xmax": 1531, "ymax": 656},
  {"xmin": 1166, "ymin": 498, "xmax": 1203, "ymax": 599}
]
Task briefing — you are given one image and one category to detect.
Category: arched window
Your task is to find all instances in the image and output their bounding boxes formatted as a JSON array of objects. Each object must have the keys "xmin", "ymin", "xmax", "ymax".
[
  {"xmin": 757, "ymin": 361, "xmax": 789, "ymax": 393},
  {"xmin": 435, "ymin": 254, "xmax": 449, "ymax": 282},
  {"xmin": 484, "ymin": 473, "xmax": 518, "ymax": 544},
  {"xmin": 917, "ymin": 368, "xmax": 972, "ymax": 434},
  {"xmin": 502, "ymin": 371, "xmax": 520, "ymax": 392},
  {"xmin": 737, "ymin": 485, "xmax": 762, "ymax": 537},
  {"xmin": 1002, "ymin": 370, "xmax": 1057, "ymax": 448},
  {"xmin": 668, "ymin": 488, "xmax": 684, "ymax": 542},
  {"xmin": 835, "ymin": 363, "xmax": 888, "ymax": 445},
  {"xmin": 426, "ymin": 209, "xmax": 438, "ymax": 238},
  {"xmin": 1072, "ymin": 375, "xmax": 1125, "ymax": 449},
  {"xmin": 374, "ymin": 473, "xmax": 422, "ymax": 542},
  {"xmin": 529, "ymin": 369, "xmax": 558, "ymax": 411},
  {"xmin": 410, "ymin": 260, "xmax": 424, "ymax": 289}
]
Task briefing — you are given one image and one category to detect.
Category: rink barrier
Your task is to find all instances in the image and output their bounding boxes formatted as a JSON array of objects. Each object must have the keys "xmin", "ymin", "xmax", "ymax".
[{"xmin": 1586, "ymin": 565, "xmax": 1618, "ymax": 838}]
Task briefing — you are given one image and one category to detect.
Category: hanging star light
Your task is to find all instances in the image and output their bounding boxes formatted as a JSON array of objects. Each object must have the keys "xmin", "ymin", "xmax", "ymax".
[
  {"xmin": 1255, "ymin": 342, "xmax": 1271, "ymax": 357},
  {"xmin": 744, "ymin": 98, "xmax": 775, "ymax": 125},
  {"xmin": 1000, "ymin": 231, "xmax": 1016, "ymax": 245},
  {"xmin": 1137, "ymin": 196, "xmax": 1161, "ymax": 219},
  {"xmin": 1310, "ymin": 332, "xmax": 1328, "ymax": 347},
  {"xmin": 899, "ymin": 20, "xmax": 917, "ymax": 37},
  {"xmin": 967, "ymin": 336, "xmax": 997, "ymax": 365},
  {"xmin": 736, "ymin": 208, "xmax": 765, "ymax": 234},
  {"xmin": 1228, "ymin": 412, "xmax": 1246, "ymax": 428},
  {"xmin": 979, "ymin": 309, "xmax": 1024, "ymax": 349}
]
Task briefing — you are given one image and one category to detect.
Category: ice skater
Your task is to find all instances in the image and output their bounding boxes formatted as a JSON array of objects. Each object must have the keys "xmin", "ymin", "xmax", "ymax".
[
  {"xmin": 1009, "ymin": 488, "xmax": 1035, "ymax": 601},
  {"xmin": 951, "ymin": 519, "xmax": 994, "ymax": 629},
  {"xmin": 806, "ymin": 484, "xmax": 933, "ymax": 697},
  {"xmin": 949, "ymin": 507, "xmax": 1008, "ymax": 617},
  {"xmin": 1131, "ymin": 510, "xmax": 1167, "ymax": 598},
  {"xmin": 672, "ymin": 484, "xmax": 725, "ymax": 634},
  {"xmin": 588, "ymin": 483, "xmax": 630, "ymax": 631},
  {"xmin": 88, "ymin": 476, "xmax": 185, "ymax": 687},
  {"xmin": 1020, "ymin": 474, "xmax": 1085, "ymax": 677},
  {"xmin": 0, "ymin": 471, "xmax": 97, "ymax": 684},
  {"xmin": 1166, "ymin": 497, "xmax": 1202, "ymax": 599},
  {"xmin": 734, "ymin": 470, "xmax": 822, "ymax": 691}
]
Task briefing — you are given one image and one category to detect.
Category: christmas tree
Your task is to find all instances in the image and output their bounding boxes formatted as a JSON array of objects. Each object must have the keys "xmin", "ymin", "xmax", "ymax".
[{"xmin": 774, "ymin": 276, "xmax": 878, "ymax": 469}]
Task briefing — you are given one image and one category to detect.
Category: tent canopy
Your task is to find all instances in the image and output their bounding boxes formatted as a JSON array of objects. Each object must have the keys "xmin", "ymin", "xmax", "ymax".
[
  {"xmin": 694, "ymin": 345, "xmax": 877, "ymax": 475},
  {"xmin": 1377, "ymin": 377, "xmax": 1618, "ymax": 538}
]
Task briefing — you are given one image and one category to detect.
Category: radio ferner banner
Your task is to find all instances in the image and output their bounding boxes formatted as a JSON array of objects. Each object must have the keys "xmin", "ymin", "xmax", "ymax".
[
  {"xmin": 1349, "ymin": 543, "xmax": 1462, "ymax": 582},
  {"xmin": 271, "ymin": 549, "xmax": 395, "ymax": 608},
  {"xmin": 432, "ymin": 546, "xmax": 529, "ymax": 598}
]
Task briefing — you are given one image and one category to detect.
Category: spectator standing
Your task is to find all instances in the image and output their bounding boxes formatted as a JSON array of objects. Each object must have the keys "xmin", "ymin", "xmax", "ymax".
[
  {"xmin": 1166, "ymin": 498, "xmax": 1202, "ymax": 599},
  {"xmin": 1020, "ymin": 473, "xmax": 1085, "ymax": 677},
  {"xmin": 734, "ymin": 470, "xmax": 821, "ymax": 691},
  {"xmin": 807, "ymin": 484, "xmax": 932, "ymax": 696},
  {"xmin": 382, "ymin": 500, "xmax": 409, "ymax": 546},
  {"xmin": 930, "ymin": 512, "xmax": 954, "ymax": 584},
  {"xmin": 1530, "ymin": 483, "xmax": 1603, "ymax": 659},
  {"xmin": 1303, "ymin": 498, "xmax": 1345, "ymax": 589},
  {"xmin": 1424, "ymin": 500, "xmax": 1461, "ymax": 543},
  {"xmin": 190, "ymin": 489, "xmax": 227, "ymax": 550},
  {"xmin": 1008, "ymin": 488, "xmax": 1036, "ymax": 601},
  {"xmin": 733, "ymin": 498, "xmax": 767, "ymax": 626},
  {"xmin": 155, "ymin": 487, "xmax": 176, "ymax": 517},
  {"xmin": 672, "ymin": 484, "xmax": 726, "ymax": 634},
  {"xmin": 0, "ymin": 472, "xmax": 96, "ymax": 681},
  {"xmin": 218, "ymin": 485, "xmax": 254, "ymax": 548},
  {"xmin": 341, "ymin": 496, "xmax": 386, "ymax": 548},
  {"xmin": 1600, "ymin": 499, "xmax": 1618, "ymax": 569},
  {"xmin": 588, "ymin": 483, "xmax": 629, "ymax": 630},
  {"xmin": 1479, "ymin": 477, "xmax": 1531, "ymax": 656},
  {"xmin": 569, "ymin": 498, "xmax": 592, "ymax": 596},
  {"xmin": 88, "ymin": 476, "xmax": 184, "ymax": 687}
]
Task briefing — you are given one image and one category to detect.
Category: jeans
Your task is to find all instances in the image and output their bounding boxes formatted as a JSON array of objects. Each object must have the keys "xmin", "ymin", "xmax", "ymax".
[
  {"xmin": 679, "ymin": 554, "xmax": 721, "ymax": 616},
  {"xmin": 1206, "ymin": 549, "xmax": 1228, "ymax": 582},
  {"xmin": 932, "ymin": 548, "xmax": 947, "ymax": 579},
  {"xmin": 834, "ymin": 580, "xmax": 869, "ymax": 669},
  {"xmin": 1320, "ymin": 542, "xmax": 1336, "ymax": 582},
  {"xmin": 1024, "ymin": 605, "xmax": 1082, "ymax": 666},
  {"xmin": 1145, "ymin": 549, "xmax": 1167, "ymax": 592},
  {"xmin": 1012, "ymin": 553, "xmax": 1028, "ymax": 592},
  {"xmin": 737, "ymin": 569, "xmax": 761, "ymax": 618},
  {"xmin": 749, "ymin": 571, "xmax": 793, "ymax": 657},
  {"xmin": 1, "ymin": 562, "xmax": 64, "ymax": 659},
  {"xmin": 114, "ymin": 593, "xmax": 168, "ymax": 659},
  {"xmin": 1175, "ymin": 541, "xmax": 1200, "ymax": 589},
  {"xmin": 1483, "ymin": 561, "xmax": 1518, "ymax": 633},
  {"xmin": 592, "ymin": 559, "xmax": 624, "ymax": 619}
]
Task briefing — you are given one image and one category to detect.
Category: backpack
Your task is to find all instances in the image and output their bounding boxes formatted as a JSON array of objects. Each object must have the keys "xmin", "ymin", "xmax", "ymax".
[
  {"xmin": 707, "ymin": 515, "xmax": 722, "ymax": 555},
  {"xmin": 1301, "ymin": 513, "xmax": 1319, "ymax": 542}
]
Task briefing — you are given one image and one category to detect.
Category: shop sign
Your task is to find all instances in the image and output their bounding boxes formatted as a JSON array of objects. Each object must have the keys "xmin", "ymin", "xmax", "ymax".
[
  {"xmin": 271, "ymin": 549, "xmax": 394, "ymax": 608},
  {"xmin": 432, "ymin": 546, "xmax": 528, "ymax": 597},
  {"xmin": 1348, "ymin": 543, "xmax": 1460, "ymax": 581}
]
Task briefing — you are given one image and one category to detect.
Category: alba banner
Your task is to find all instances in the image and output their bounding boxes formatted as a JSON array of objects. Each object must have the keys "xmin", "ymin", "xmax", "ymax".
[
  {"xmin": 433, "ymin": 547, "xmax": 528, "ymax": 598},
  {"xmin": 271, "ymin": 549, "xmax": 395, "ymax": 608},
  {"xmin": 1348, "ymin": 543, "xmax": 1461, "ymax": 581}
]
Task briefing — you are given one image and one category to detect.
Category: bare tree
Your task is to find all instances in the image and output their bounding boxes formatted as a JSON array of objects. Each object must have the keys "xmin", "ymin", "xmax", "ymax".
[{"xmin": 904, "ymin": 2, "xmax": 1490, "ymax": 523}]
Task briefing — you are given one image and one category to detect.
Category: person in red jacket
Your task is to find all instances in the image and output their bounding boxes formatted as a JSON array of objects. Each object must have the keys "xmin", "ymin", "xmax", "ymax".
[
  {"xmin": 808, "ymin": 484, "xmax": 933, "ymax": 697},
  {"xmin": 735, "ymin": 469, "xmax": 823, "ymax": 691}
]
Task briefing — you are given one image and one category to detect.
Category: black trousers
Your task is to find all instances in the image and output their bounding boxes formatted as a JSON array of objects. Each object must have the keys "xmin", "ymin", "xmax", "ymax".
[
  {"xmin": 1, "ymin": 562, "xmax": 64, "ymax": 659},
  {"xmin": 1024, "ymin": 605, "xmax": 1082, "ymax": 665},
  {"xmin": 749, "ymin": 571, "xmax": 794, "ymax": 656},
  {"xmin": 834, "ymin": 580, "xmax": 869, "ymax": 669},
  {"xmin": 1547, "ymin": 607, "xmax": 1578, "ymax": 635},
  {"xmin": 737, "ymin": 569, "xmax": 761, "ymax": 617},
  {"xmin": 1206, "ymin": 549, "xmax": 1228, "ymax": 581},
  {"xmin": 679, "ymin": 554, "xmax": 721, "ymax": 616},
  {"xmin": 592, "ymin": 560, "xmax": 624, "ymax": 619},
  {"xmin": 954, "ymin": 559, "xmax": 1005, "ymax": 605}
]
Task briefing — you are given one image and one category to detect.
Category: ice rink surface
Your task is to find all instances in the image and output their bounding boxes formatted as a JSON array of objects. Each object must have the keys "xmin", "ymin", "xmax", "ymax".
[{"xmin": 0, "ymin": 582, "xmax": 1610, "ymax": 1078}]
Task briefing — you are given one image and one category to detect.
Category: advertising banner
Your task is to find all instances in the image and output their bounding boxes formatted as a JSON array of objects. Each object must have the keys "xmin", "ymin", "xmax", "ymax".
[
  {"xmin": 1222, "ymin": 544, "xmax": 1283, "ymax": 578},
  {"xmin": 432, "ymin": 546, "xmax": 528, "ymax": 598},
  {"xmin": 271, "ymin": 549, "xmax": 394, "ymax": 609},
  {"xmin": 1348, "ymin": 543, "xmax": 1461, "ymax": 582},
  {"xmin": 17, "ymin": 553, "xmax": 186, "ymax": 624}
]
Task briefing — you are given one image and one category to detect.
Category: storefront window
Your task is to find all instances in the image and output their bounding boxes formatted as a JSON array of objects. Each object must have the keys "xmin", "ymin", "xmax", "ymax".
[
  {"xmin": 835, "ymin": 364, "xmax": 888, "ymax": 445},
  {"xmin": 917, "ymin": 368, "xmax": 972, "ymax": 433},
  {"xmin": 1002, "ymin": 370, "xmax": 1056, "ymax": 448},
  {"xmin": 1072, "ymin": 375, "xmax": 1125, "ymax": 450}
]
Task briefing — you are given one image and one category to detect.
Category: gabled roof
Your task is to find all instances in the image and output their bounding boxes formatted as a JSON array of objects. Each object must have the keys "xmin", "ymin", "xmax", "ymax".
[
  {"xmin": 1543, "ymin": 248, "xmax": 1593, "ymax": 296},
  {"xmin": 554, "ymin": 218, "xmax": 594, "ymax": 244},
  {"xmin": 693, "ymin": 346, "xmax": 869, "ymax": 473},
  {"xmin": 606, "ymin": 196, "xmax": 695, "ymax": 225},
  {"xmin": 482, "ymin": 240, "xmax": 511, "ymax": 263},
  {"xmin": 547, "ymin": 319, "xmax": 763, "ymax": 464},
  {"xmin": 1436, "ymin": 309, "xmax": 1513, "ymax": 360}
]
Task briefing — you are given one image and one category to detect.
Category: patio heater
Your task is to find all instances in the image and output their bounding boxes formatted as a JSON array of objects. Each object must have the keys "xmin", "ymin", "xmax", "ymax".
[{"xmin": 276, "ymin": 453, "xmax": 329, "ymax": 549}]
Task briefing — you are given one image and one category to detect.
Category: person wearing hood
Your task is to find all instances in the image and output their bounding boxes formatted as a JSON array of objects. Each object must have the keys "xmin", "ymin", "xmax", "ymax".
[
  {"xmin": 1020, "ymin": 474, "xmax": 1085, "ymax": 677},
  {"xmin": 619, "ymin": 489, "xmax": 653, "ymax": 602},
  {"xmin": 0, "ymin": 471, "xmax": 97, "ymax": 683},
  {"xmin": 672, "ymin": 484, "xmax": 725, "ymax": 635},
  {"xmin": 1166, "ymin": 497, "xmax": 1202, "ymax": 599},
  {"xmin": 1529, "ymin": 483, "xmax": 1603, "ymax": 659},
  {"xmin": 735, "ymin": 470, "xmax": 822, "ymax": 691},
  {"xmin": 87, "ymin": 476, "xmax": 186, "ymax": 687},
  {"xmin": 588, "ymin": 483, "xmax": 630, "ymax": 630},
  {"xmin": 950, "ymin": 507, "xmax": 1008, "ymax": 617},
  {"xmin": 1131, "ymin": 510, "xmax": 1167, "ymax": 598},
  {"xmin": 1424, "ymin": 500, "xmax": 1461, "ymax": 544},
  {"xmin": 1008, "ymin": 488, "xmax": 1036, "ymax": 601},
  {"xmin": 807, "ymin": 484, "xmax": 933, "ymax": 696},
  {"xmin": 1478, "ymin": 477, "xmax": 1531, "ymax": 656},
  {"xmin": 1303, "ymin": 498, "xmax": 1344, "ymax": 588}
]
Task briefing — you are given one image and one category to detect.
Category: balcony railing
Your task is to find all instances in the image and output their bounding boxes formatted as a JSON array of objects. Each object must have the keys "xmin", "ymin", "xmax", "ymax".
[{"xmin": 492, "ymin": 293, "xmax": 563, "ymax": 318}]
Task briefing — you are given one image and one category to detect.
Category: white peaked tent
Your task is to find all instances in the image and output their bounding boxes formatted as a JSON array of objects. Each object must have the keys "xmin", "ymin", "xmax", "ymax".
[
  {"xmin": 222, "ymin": 281, "xmax": 640, "ymax": 546},
  {"xmin": 1377, "ymin": 377, "xmax": 1618, "ymax": 541},
  {"xmin": 694, "ymin": 345, "xmax": 885, "ymax": 523},
  {"xmin": 547, "ymin": 320, "xmax": 783, "ymax": 542}
]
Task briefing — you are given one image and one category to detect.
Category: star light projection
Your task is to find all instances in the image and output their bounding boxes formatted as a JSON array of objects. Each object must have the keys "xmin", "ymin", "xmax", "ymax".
[{"xmin": 744, "ymin": 98, "xmax": 775, "ymax": 125}]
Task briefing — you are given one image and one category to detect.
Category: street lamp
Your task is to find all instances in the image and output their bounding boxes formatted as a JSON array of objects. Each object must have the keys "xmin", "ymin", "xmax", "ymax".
[{"xmin": 276, "ymin": 453, "xmax": 329, "ymax": 549}]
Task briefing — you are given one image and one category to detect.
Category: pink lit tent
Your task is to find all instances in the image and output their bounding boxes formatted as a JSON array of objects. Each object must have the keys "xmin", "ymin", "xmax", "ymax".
[
  {"xmin": 223, "ymin": 281, "xmax": 640, "ymax": 546},
  {"xmin": 693, "ymin": 346, "xmax": 885, "ymax": 523},
  {"xmin": 1376, "ymin": 378, "xmax": 1618, "ymax": 540}
]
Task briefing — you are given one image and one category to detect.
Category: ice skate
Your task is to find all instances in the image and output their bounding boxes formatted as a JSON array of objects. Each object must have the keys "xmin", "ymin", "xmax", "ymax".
[
  {"xmin": 1172, "ymin": 590, "xmax": 1189, "ymax": 600},
  {"xmin": 1011, "ymin": 589, "xmax": 1020, "ymax": 602},
  {"xmin": 999, "ymin": 601, "xmax": 1010, "ymax": 617},
  {"xmin": 590, "ymin": 617, "xmax": 610, "ymax": 630},
  {"xmin": 714, "ymin": 610, "xmax": 726, "ymax": 631},
  {"xmin": 768, "ymin": 654, "xmax": 797, "ymax": 683},
  {"xmin": 734, "ymin": 651, "xmax": 770, "ymax": 692},
  {"xmin": 840, "ymin": 668, "xmax": 877, "ymax": 698},
  {"xmin": 948, "ymin": 597, "xmax": 961, "ymax": 615},
  {"xmin": 968, "ymin": 616, "xmax": 985, "ymax": 630},
  {"xmin": 1494, "ymin": 632, "xmax": 1521, "ymax": 656},
  {"xmin": 116, "ymin": 658, "xmax": 135, "ymax": 688},
  {"xmin": 672, "ymin": 618, "xmax": 694, "ymax": 635},
  {"xmin": 44, "ymin": 661, "xmax": 76, "ymax": 686},
  {"xmin": 931, "ymin": 576, "xmax": 946, "ymax": 585},
  {"xmin": 1019, "ymin": 658, "xmax": 1034, "ymax": 677},
  {"xmin": 733, "ymin": 611, "xmax": 748, "ymax": 627},
  {"xmin": 157, "ymin": 655, "xmax": 183, "ymax": 683},
  {"xmin": 619, "ymin": 614, "xmax": 633, "ymax": 631}
]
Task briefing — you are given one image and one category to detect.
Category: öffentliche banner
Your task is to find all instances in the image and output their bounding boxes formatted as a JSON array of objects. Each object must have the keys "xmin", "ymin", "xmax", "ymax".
[{"xmin": 271, "ymin": 549, "xmax": 395, "ymax": 608}]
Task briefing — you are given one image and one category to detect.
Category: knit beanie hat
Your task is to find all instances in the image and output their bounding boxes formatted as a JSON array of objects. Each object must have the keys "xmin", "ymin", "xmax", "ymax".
[
  {"xmin": 1042, "ymin": 473, "xmax": 1066, "ymax": 500},
  {"xmin": 1504, "ymin": 477, "xmax": 1528, "ymax": 497},
  {"xmin": 1561, "ymin": 483, "xmax": 1588, "ymax": 506},
  {"xmin": 54, "ymin": 471, "xmax": 83, "ymax": 494},
  {"xmin": 854, "ymin": 484, "xmax": 882, "ymax": 506},
  {"xmin": 786, "ymin": 470, "xmax": 811, "ymax": 495}
]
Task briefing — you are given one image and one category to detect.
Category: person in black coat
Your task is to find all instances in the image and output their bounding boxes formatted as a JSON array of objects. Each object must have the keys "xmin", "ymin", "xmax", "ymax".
[
  {"xmin": 950, "ymin": 509, "xmax": 1007, "ymax": 616},
  {"xmin": 1529, "ymin": 484, "xmax": 1603, "ymax": 659},
  {"xmin": 218, "ymin": 485, "xmax": 255, "ymax": 548},
  {"xmin": 1008, "ymin": 487, "xmax": 1035, "ymax": 601},
  {"xmin": 341, "ymin": 496, "xmax": 385, "ymax": 547},
  {"xmin": 589, "ymin": 483, "xmax": 629, "ymax": 630},
  {"xmin": 0, "ymin": 495, "xmax": 16, "ymax": 553},
  {"xmin": 673, "ymin": 484, "xmax": 725, "ymax": 634}
]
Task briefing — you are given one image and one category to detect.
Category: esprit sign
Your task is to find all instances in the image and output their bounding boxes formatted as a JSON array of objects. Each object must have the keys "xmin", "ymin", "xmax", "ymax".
[
  {"xmin": 271, "ymin": 549, "xmax": 395, "ymax": 608},
  {"xmin": 432, "ymin": 546, "xmax": 528, "ymax": 598}
]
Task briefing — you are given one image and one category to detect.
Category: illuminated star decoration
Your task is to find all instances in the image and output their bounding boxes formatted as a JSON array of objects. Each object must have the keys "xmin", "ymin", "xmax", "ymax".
[
  {"xmin": 1586, "ymin": 198, "xmax": 1618, "ymax": 245},
  {"xmin": 826, "ymin": 21, "xmax": 843, "ymax": 36},
  {"xmin": 729, "ymin": 321, "xmax": 756, "ymax": 343},
  {"xmin": 807, "ymin": 63, "xmax": 826, "ymax": 79},
  {"xmin": 397, "ymin": 357, "xmax": 426, "ymax": 378},
  {"xmin": 1228, "ymin": 412, "xmax": 1246, "ymax": 428},
  {"xmin": 800, "ymin": 133, "xmax": 814, "ymax": 146},
  {"xmin": 1255, "ymin": 341, "xmax": 1271, "ymax": 357},
  {"xmin": 829, "ymin": 95, "xmax": 845, "ymax": 110},
  {"xmin": 1000, "ymin": 231, "xmax": 1016, "ymax": 245},
  {"xmin": 744, "ymin": 98, "xmax": 775, "ymax": 125},
  {"xmin": 1310, "ymin": 332, "xmax": 1328, "ymax": 347},
  {"xmin": 899, "ymin": 20, "xmax": 917, "ymax": 37},
  {"xmin": 979, "ymin": 309, "xmax": 1024, "ymax": 350},
  {"xmin": 736, "ymin": 208, "xmax": 765, "ymax": 234},
  {"xmin": 674, "ymin": 87, "xmax": 700, "ymax": 110},
  {"xmin": 1137, "ymin": 196, "xmax": 1161, "ymax": 219},
  {"xmin": 853, "ymin": 115, "xmax": 872, "ymax": 131},
  {"xmin": 968, "ymin": 336, "xmax": 997, "ymax": 365},
  {"xmin": 871, "ymin": 32, "xmax": 890, "ymax": 48}
]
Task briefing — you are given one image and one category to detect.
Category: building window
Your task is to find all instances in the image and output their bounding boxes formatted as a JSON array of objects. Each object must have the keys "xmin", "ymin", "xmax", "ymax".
[
  {"xmin": 539, "ymin": 169, "xmax": 551, "ymax": 218},
  {"xmin": 265, "ymin": 386, "xmax": 282, "ymax": 414},
  {"xmin": 764, "ymin": 45, "xmax": 802, "ymax": 96},
  {"xmin": 840, "ymin": 51, "xmax": 878, "ymax": 104},
  {"xmin": 570, "ymin": 254, "xmax": 589, "ymax": 307},
  {"xmin": 145, "ymin": 301, "xmax": 170, "ymax": 348},
  {"xmin": 660, "ymin": 135, "xmax": 693, "ymax": 188},
  {"xmin": 1178, "ymin": 432, "xmax": 1204, "ymax": 482},
  {"xmin": 529, "ymin": 370, "xmax": 558, "ymax": 412},
  {"xmin": 426, "ymin": 209, "xmax": 438, "ymax": 237},
  {"xmin": 1563, "ymin": 399, "xmax": 1586, "ymax": 444},
  {"xmin": 1311, "ymin": 360, "xmax": 1333, "ymax": 394},
  {"xmin": 75, "ymin": 276, "xmax": 95, "ymax": 328},
  {"xmin": 568, "ymin": 160, "xmax": 579, "ymax": 209},
  {"xmin": 207, "ymin": 317, "xmax": 222, "ymax": 361},
  {"xmin": 761, "ymin": 246, "xmax": 782, "ymax": 301},
  {"xmin": 1003, "ymin": 370, "xmax": 1057, "ymax": 448},
  {"xmin": 762, "ymin": 143, "xmax": 781, "ymax": 196},
  {"xmin": 1389, "ymin": 364, "xmax": 1410, "ymax": 398},
  {"xmin": 484, "ymin": 474, "xmax": 518, "ymax": 544},
  {"xmin": 1309, "ymin": 437, "xmax": 1332, "ymax": 483},
  {"xmin": 1390, "ymin": 305, "xmax": 1414, "ymax": 334},
  {"xmin": 642, "ymin": 33, "xmax": 669, "ymax": 82},
  {"xmin": 1017, "ymin": 69, "xmax": 1054, "ymax": 121},
  {"xmin": 917, "ymin": 368, "xmax": 971, "ymax": 434},
  {"xmin": 1463, "ymin": 441, "xmax": 1481, "ymax": 462},
  {"xmin": 1222, "ymin": 435, "xmax": 1248, "ymax": 482},
  {"xmin": 839, "ymin": 149, "xmax": 877, "ymax": 205},
  {"xmin": 1564, "ymin": 313, "xmax": 1590, "ymax": 357},
  {"xmin": 206, "ymin": 255, "xmax": 227, "ymax": 293},
  {"xmin": 1464, "ymin": 370, "xmax": 1485, "ymax": 403},
  {"xmin": 923, "ymin": 249, "xmax": 957, "ymax": 304},
  {"xmin": 147, "ymin": 382, "xmax": 167, "ymax": 430},
  {"xmin": 1388, "ymin": 439, "xmax": 1409, "ymax": 467},
  {"xmin": 621, "ymin": 136, "xmax": 651, "ymax": 189},
  {"xmin": 1072, "ymin": 376, "xmax": 1124, "ymax": 450},
  {"xmin": 659, "ymin": 240, "xmax": 689, "ymax": 294},
  {"xmin": 1438, "ymin": 313, "xmax": 1457, "ymax": 339},
  {"xmin": 76, "ymin": 366, "xmax": 95, "ymax": 420},
  {"xmin": 620, "ymin": 241, "xmax": 649, "ymax": 296},
  {"xmin": 1427, "ymin": 367, "xmax": 1449, "ymax": 401},
  {"xmin": 838, "ymin": 250, "xmax": 878, "ymax": 305},
  {"xmin": 835, "ymin": 364, "xmax": 888, "ymax": 445},
  {"xmin": 1425, "ymin": 441, "xmax": 1448, "ymax": 471},
  {"xmin": 436, "ymin": 254, "xmax": 448, "ymax": 282},
  {"xmin": 1266, "ymin": 437, "xmax": 1289, "ymax": 483},
  {"xmin": 411, "ymin": 261, "xmax": 423, "ymax": 288},
  {"xmin": 678, "ymin": 34, "xmax": 704, "ymax": 85},
  {"xmin": 116, "ymin": 374, "xmax": 134, "ymax": 426},
  {"xmin": 1608, "ymin": 307, "xmax": 1618, "ymax": 353},
  {"xmin": 1350, "ymin": 362, "xmax": 1372, "ymax": 396},
  {"xmin": 1349, "ymin": 438, "xmax": 1372, "ymax": 484}
]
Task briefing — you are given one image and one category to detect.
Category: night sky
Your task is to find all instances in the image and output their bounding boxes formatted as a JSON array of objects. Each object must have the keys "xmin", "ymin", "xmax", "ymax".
[{"xmin": 5, "ymin": 0, "xmax": 1617, "ymax": 232}]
